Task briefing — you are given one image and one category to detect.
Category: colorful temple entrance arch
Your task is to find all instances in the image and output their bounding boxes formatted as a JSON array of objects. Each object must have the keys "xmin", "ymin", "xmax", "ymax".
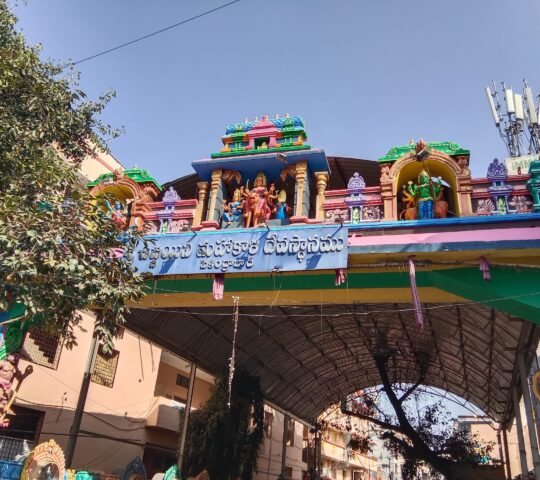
[{"xmin": 87, "ymin": 116, "xmax": 540, "ymax": 478}]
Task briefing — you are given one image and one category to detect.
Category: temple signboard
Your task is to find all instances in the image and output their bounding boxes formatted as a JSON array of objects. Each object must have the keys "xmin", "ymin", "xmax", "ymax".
[{"xmin": 131, "ymin": 225, "xmax": 348, "ymax": 275}]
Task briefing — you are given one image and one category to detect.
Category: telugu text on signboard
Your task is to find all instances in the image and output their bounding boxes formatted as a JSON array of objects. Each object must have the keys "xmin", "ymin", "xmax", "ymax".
[{"xmin": 130, "ymin": 225, "xmax": 348, "ymax": 275}]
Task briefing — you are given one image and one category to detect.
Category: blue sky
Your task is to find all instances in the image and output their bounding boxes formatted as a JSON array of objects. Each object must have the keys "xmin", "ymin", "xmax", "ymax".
[{"xmin": 12, "ymin": 0, "xmax": 540, "ymax": 185}]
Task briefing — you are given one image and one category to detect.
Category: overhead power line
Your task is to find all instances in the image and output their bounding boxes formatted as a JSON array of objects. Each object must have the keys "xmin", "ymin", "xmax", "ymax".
[{"xmin": 63, "ymin": 0, "xmax": 241, "ymax": 68}]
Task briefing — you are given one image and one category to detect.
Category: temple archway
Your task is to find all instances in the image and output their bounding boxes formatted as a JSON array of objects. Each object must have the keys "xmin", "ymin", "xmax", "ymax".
[{"xmin": 390, "ymin": 151, "xmax": 462, "ymax": 219}]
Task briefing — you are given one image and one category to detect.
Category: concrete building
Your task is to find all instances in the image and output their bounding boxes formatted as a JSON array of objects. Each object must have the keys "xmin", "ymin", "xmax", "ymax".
[
  {"xmin": 319, "ymin": 408, "xmax": 379, "ymax": 480},
  {"xmin": 0, "ymin": 311, "xmax": 212, "ymax": 476},
  {"xmin": 255, "ymin": 409, "xmax": 309, "ymax": 480}
]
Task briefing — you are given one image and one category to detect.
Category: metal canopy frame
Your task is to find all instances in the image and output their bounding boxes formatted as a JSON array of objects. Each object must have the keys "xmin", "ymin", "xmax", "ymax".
[{"xmin": 127, "ymin": 301, "xmax": 538, "ymax": 424}]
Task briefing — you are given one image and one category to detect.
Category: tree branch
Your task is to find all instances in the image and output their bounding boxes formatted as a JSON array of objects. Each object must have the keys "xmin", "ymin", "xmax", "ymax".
[
  {"xmin": 341, "ymin": 407, "xmax": 406, "ymax": 436},
  {"xmin": 398, "ymin": 380, "xmax": 422, "ymax": 405},
  {"xmin": 373, "ymin": 353, "xmax": 434, "ymax": 458}
]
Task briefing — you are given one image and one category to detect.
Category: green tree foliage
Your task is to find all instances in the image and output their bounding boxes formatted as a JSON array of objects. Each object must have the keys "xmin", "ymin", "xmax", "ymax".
[
  {"xmin": 0, "ymin": 0, "xmax": 145, "ymax": 351},
  {"xmin": 181, "ymin": 369, "xmax": 265, "ymax": 480}
]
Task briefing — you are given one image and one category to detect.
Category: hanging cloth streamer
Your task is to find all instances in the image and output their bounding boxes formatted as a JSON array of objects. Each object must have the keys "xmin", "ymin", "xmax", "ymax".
[
  {"xmin": 227, "ymin": 296, "xmax": 240, "ymax": 408},
  {"xmin": 213, "ymin": 273, "xmax": 225, "ymax": 301},
  {"xmin": 408, "ymin": 256, "xmax": 424, "ymax": 329},
  {"xmin": 335, "ymin": 268, "xmax": 347, "ymax": 286},
  {"xmin": 479, "ymin": 256, "xmax": 491, "ymax": 282}
]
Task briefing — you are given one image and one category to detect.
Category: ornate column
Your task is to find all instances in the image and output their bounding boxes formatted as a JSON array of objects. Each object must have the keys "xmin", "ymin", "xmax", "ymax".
[
  {"xmin": 527, "ymin": 159, "xmax": 540, "ymax": 212},
  {"xmin": 379, "ymin": 163, "xmax": 394, "ymax": 221},
  {"xmin": 456, "ymin": 155, "xmax": 473, "ymax": 216},
  {"xmin": 206, "ymin": 169, "xmax": 223, "ymax": 224},
  {"xmin": 193, "ymin": 181, "xmax": 209, "ymax": 227},
  {"xmin": 314, "ymin": 171, "xmax": 329, "ymax": 221},
  {"xmin": 294, "ymin": 161, "xmax": 308, "ymax": 218}
]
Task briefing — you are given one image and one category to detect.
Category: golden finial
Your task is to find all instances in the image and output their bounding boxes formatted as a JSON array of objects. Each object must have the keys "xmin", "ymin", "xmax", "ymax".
[{"xmin": 409, "ymin": 138, "xmax": 415, "ymax": 145}]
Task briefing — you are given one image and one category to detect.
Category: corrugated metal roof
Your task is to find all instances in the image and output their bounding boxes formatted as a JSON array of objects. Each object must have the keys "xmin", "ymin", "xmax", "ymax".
[{"xmin": 127, "ymin": 302, "xmax": 533, "ymax": 424}]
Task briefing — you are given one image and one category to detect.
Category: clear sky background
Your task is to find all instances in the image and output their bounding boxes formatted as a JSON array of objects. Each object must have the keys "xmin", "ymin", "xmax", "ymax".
[{"xmin": 11, "ymin": 0, "xmax": 540, "ymax": 184}]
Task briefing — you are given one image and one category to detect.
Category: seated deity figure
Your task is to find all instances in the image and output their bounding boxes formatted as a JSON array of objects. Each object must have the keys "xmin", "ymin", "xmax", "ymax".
[
  {"xmin": 222, "ymin": 188, "xmax": 243, "ymax": 224},
  {"xmin": 407, "ymin": 170, "xmax": 442, "ymax": 220}
]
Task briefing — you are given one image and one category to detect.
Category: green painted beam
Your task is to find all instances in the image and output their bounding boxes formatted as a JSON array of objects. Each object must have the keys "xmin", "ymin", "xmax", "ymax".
[
  {"xmin": 431, "ymin": 267, "xmax": 540, "ymax": 324},
  {"xmin": 146, "ymin": 270, "xmax": 432, "ymax": 295}
]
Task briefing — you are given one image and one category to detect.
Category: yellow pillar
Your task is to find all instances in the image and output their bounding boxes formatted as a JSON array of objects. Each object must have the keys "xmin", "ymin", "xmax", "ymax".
[
  {"xmin": 193, "ymin": 181, "xmax": 209, "ymax": 227},
  {"xmin": 294, "ymin": 161, "xmax": 308, "ymax": 218},
  {"xmin": 206, "ymin": 169, "xmax": 222, "ymax": 222},
  {"xmin": 314, "ymin": 171, "xmax": 329, "ymax": 220}
]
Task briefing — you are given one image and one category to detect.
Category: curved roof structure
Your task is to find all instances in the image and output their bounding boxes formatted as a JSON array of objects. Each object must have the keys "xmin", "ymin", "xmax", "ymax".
[{"xmin": 127, "ymin": 301, "xmax": 538, "ymax": 424}]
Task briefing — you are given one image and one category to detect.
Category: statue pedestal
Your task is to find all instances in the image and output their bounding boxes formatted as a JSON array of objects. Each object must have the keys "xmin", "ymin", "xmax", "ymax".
[
  {"xmin": 192, "ymin": 220, "xmax": 220, "ymax": 231},
  {"xmin": 290, "ymin": 215, "xmax": 309, "ymax": 224}
]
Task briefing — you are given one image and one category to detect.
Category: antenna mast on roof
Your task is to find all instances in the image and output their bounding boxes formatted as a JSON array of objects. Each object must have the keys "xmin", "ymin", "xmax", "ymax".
[{"xmin": 485, "ymin": 80, "xmax": 540, "ymax": 157}]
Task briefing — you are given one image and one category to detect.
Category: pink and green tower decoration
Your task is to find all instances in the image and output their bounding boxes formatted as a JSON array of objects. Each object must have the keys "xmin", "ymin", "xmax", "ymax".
[{"xmin": 212, "ymin": 114, "xmax": 310, "ymax": 158}]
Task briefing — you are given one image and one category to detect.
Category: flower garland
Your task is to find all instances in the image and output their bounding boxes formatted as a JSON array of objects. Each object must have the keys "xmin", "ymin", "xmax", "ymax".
[{"xmin": 227, "ymin": 296, "xmax": 240, "ymax": 408}]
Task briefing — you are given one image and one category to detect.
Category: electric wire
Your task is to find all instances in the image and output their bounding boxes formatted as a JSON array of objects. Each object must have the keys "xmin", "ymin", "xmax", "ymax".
[
  {"xmin": 61, "ymin": 0, "xmax": 241, "ymax": 68},
  {"xmin": 17, "ymin": 396, "xmax": 146, "ymax": 431}
]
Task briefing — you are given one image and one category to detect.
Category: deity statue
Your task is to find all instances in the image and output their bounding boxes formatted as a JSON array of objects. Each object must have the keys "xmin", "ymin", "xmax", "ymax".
[
  {"xmin": 243, "ymin": 173, "xmax": 271, "ymax": 227},
  {"xmin": 105, "ymin": 199, "xmax": 128, "ymax": 229},
  {"xmin": 275, "ymin": 189, "xmax": 290, "ymax": 220},
  {"xmin": 0, "ymin": 354, "xmax": 18, "ymax": 424},
  {"xmin": 266, "ymin": 182, "xmax": 279, "ymax": 217},
  {"xmin": 498, "ymin": 197, "xmax": 507, "ymax": 215},
  {"xmin": 223, "ymin": 188, "xmax": 243, "ymax": 225},
  {"xmin": 351, "ymin": 207, "xmax": 360, "ymax": 224},
  {"xmin": 406, "ymin": 170, "xmax": 442, "ymax": 220}
]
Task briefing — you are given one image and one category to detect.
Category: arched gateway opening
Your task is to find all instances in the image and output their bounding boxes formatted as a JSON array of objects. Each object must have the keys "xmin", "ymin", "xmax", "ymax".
[{"xmin": 128, "ymin": 299, "xmax": 533, "ymax": 425}]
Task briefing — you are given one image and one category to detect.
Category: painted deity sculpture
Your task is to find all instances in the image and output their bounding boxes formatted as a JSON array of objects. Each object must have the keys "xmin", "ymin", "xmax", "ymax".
[
  {"xmin": 0, "ymin": 355, "xmax": 17, "ymax": 425},
  {"xmin": 406, "ymin": 170, "xmax": 442, "ymax": 220},
  {"xmin": 351, "ymin": 207, "xmax": 360, "ymax": 224},
  {"xmin": 266, "ymin": 182, "xmax": 279, "ymax": 217},
  {"xmin": 223, "ymin": 188, "xmax": 243, "ymax": 225},
  {"xmin": 275, "ymin": 190, "xmax": 289, "ymax": 220},
  {"xmin": 401, "ymin": 186, "xmax": 417, "ymax": 220},
  {"xmin": 242, "ymin": 173, "xmax": 271, "ymax": 228},
  {"xmin": 105, "ymin": 199, "xmax": 128, "ymax": 229}
]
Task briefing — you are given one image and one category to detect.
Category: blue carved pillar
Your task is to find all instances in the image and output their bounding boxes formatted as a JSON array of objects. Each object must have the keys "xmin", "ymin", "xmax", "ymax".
[
  {"xmin": 487, "ymin": 158, "xmax": 513, "ymax": 215},
  {"xmin": 345, "ymin": 172, "xmax": 365, "ymax": 224}
]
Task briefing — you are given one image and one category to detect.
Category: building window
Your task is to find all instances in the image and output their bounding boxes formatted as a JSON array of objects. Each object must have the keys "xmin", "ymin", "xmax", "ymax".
[
  {"xmin": 286, "ymin": 418, "xmax": 295, "ymax": 446},
  {"xmin": 284, "ymin": 466, "xmax": 293, "ymax": 480},
  {"xmin": 0, "ymin": 405, "xmax": 43, "ymax": 461},
  {"xmin": 264, "ymin": 411, "xmax": 273, "ymax": 439},
  {"xmin": 176, "ymin": 374, "xmax": 190, "ymax": 388},
  {"xmin": 21, "ymin": 328, "xmax": 62, "ymax": 369},
  {"xmin": 91, "ymin": 345, "xmax": 119, "ymax": 388}
]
